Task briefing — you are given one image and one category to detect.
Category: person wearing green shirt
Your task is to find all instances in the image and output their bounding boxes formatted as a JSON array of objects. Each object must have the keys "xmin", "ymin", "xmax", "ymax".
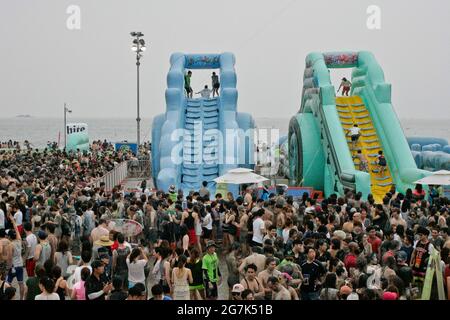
[
  {"xmin": 202, "ymin": 240, "xmax": 221, "ymax": 300},
  {"xmin": 168, "ymin": 185, "xmax": 177, "ymax": 203},
  {"xmin": 184, "ymin": 71, "xmax": 193, "ymax": 98}
]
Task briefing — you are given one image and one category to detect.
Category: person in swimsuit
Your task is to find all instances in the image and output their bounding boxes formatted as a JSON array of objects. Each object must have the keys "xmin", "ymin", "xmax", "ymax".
[
  {"xmin": 338, "ymin": 77, "xmax": 352, "ymax": 96},
  {"xmin": 356, "ymin": 150, "xmax": 369, "ymax": 172},
  {"xmin": 239, "ymin": 263, "xmax": 264, "ymax": 299},
  {"xmin": 186, "ymin": 248, "xmax": 206, "ymax": 300},
  {"xmin": 181, "ymin": 203, "xmax": 198, "ymax": 250}
]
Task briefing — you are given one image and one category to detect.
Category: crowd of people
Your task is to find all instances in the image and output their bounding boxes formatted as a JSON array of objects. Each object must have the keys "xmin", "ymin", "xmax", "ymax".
[
  {"xmin": 0, "ymin": 140, "xmax": 31, "ymax": 150},
  {"xmin": 1, "ymin": 143, "xmax": 449, "ymax": 301}
]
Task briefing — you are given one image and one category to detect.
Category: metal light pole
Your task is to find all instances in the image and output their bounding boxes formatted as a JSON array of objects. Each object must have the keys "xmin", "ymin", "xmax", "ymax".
[
  {"xmin": 64, "ymin": 103, "xmax": 72, "ymax": 149},
  {"xmin": 130, "ymin": 32, "xmax": 146, "ymax": 156}
]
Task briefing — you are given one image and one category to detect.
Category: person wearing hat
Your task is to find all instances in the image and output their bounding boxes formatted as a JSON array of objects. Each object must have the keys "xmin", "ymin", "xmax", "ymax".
[
  {"xmin": 93, "ymin": 235, "xmax": 113, "ymax": 260},
  {"xmin": 202, "ymin": 240, "xmax": 221, "ymax": 300},
  {"xmin": 231, "ymin": 283, "xmax": 244, "ymax": 300},
  {"xmin": 410, "ymin": 226, "xmax": 432, "ymax": 290},
  {"xmin": 85, "ymin": 259, "xmax": 112, "ymax": 301}
]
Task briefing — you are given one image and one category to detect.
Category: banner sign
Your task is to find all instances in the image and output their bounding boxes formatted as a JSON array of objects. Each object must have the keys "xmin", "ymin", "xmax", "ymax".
[
  {"xmin": 115, "ymin": 142, "xmax": 138, "ymax": 155},
  {"xmin": 66, "ymin": 123, "xmax": 89, "ymax": 152},
  {"xmin": 215, "ymin": 183, "xmax": 228, "ymax": 198},
  {"xmin": 257, "ymin": 186, "xmax": 314, "ymax": 199}
]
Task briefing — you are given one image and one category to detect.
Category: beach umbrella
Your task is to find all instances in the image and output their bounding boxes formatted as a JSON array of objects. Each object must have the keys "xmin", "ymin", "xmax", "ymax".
[
  {"xmin": 214, "ymin": 168, "xmax": 269, "ymax": 184},
  {"xmin": 413, "ymin": 170, "xmax": 450, "ymax": 186}
]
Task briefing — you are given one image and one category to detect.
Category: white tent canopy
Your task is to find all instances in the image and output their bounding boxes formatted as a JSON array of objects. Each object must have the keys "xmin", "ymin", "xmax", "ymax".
[
  {"xmin": 214, "ymin": 168, "xmax": 268, "ymax": 185},
  {"xmin": 413, "ymin": 170, "xmax": 450, "ymax": 186}
]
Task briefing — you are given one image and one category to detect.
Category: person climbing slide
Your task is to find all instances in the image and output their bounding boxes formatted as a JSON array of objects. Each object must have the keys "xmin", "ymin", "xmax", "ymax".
[
  {"xmin": 375, "ymin": 150, "xmax": 387, "ymax": 176},
  {"xmin": 338, "ymin": 77, "xmax": 352, "ymax": 96},
  {"xmin": 347, "ymin": 124, "xmax": 361, "ymax": 150}
]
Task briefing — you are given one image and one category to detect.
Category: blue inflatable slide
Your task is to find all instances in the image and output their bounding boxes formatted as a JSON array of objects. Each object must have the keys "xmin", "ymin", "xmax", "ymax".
[{"xmin": 152, "ymin": 53, "xmax": 255, "ymax": 195}]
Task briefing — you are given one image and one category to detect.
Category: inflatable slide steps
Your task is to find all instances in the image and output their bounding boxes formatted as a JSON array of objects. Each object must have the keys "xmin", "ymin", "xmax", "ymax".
[
  {"xmin": 336, "ymin": 96, "xmax": 392, "ymax": 202},
  {"xmin": 181, "ymin": 97, "xmax": 220, "ymax": 191}
]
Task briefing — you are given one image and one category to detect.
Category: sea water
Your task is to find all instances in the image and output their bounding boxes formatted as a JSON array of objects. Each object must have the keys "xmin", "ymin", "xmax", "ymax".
[{"xmin": 0, "ymin": 117, "xmax": 449, "ymax": 149}]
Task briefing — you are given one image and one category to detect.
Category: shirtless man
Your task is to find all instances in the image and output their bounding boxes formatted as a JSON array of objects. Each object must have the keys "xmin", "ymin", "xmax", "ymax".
[
  {"xmin": 0, "ymin": 228, "xmax": 12, "ymax": 275},
  {"xmin": 238, "ymin": 246, "xmax": 266, "ymax": 277},
  {"xmin": 267, "ymin": 276, "xmax": 291, "ymax": 300},
  {"xmin": 441, "ymin": 227, "xmax": 450, "ymax": 250},
  {"xmin": 356, "ymin": 150, "xmax": 369, "ymax": 172},
  {"xmin": 258, "ymin": 257, "xmax": 282, "ymax": 300},
  {"xmin": 238, "ymin": 206, "xmax": 249, "ymax": 256},
  {"xmin": 240, "ymin": 264, "xmax": 264, "ymax": 299}
]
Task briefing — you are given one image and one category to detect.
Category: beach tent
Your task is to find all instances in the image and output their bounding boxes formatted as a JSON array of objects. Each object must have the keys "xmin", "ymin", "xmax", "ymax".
[
  {"xmin": 413, "ymin": 170, "xmax": 450, "ymax": 185},
  {"xmin": 214, "ymin": 168, "xmax": 269, "ymax": 185}
]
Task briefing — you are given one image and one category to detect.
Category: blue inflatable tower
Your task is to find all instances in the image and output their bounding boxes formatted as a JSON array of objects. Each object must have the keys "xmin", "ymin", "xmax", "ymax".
[{"xmin": 152, "ymin": 53, "xmax": 255, "ymax": 195}]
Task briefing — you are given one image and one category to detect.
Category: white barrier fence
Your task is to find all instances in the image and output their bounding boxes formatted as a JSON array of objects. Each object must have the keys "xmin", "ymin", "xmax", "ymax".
[{"xmin": 92, "ymin": 161, "xmax": 128, "ymax": 191}]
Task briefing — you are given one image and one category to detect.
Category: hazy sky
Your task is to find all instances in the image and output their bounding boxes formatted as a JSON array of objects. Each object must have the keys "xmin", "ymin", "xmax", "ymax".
[{"xmin": 0, "ymin": 0, "xmax": 449, "ymax": 120}]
